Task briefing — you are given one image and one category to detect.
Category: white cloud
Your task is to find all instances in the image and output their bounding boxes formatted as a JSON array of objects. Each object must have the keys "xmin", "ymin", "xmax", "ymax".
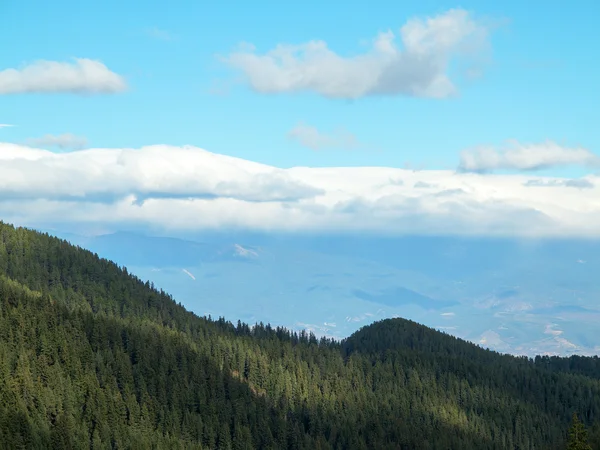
[
  {"xmin": 223, "ymin": 9, "xmax": 489, "ymax": 99},
  {"xmin": 0, "ymin": 59, "xmax": 127, "ymax": 95},
  {"xmin": 25, "ymin": 133, "xmax": 88, "ymax": 150},
  {"xmin": 2, "ymin": 142, "xmax": 600, "ymax": 238},
  {"xmin": 459, "ymin": 140, "xmax": 599, "ymax": 172},
  {"xmin": 0, "ymin": 124, "xmax": 14, "ymax": 128},
  {"xmin": 0, "ymin": 143, "xmax": 321, "ymax": 204},
  {"xmin": 287, "ymin": 122, "xmax": 360, "ymax": 150},
  {"xmin": 544, "ymin": 324, "xmax": 563, "ymax": 336}
]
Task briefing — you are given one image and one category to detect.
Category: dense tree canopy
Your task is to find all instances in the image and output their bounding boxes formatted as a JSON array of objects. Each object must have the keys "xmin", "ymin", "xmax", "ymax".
[{"xmin": 0, "ymin": 221, "xmax": 599, "ymax": 449}]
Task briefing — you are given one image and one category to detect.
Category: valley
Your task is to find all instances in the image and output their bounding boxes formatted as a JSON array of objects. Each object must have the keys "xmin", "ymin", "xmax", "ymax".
[{"xmin": 50, "ymin": 229, "xmax": 600, "ymax": 357}]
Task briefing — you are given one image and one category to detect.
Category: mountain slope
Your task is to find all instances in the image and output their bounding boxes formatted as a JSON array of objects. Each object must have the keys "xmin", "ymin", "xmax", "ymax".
[{"xmin": 1, "ymin": 221, "xmax": 600, "ymax": 449}]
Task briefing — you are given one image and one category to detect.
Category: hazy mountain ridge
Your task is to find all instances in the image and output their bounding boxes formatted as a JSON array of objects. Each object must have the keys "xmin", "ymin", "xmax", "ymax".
[{"xmin": 42, "ymin": 228, "xmax": 600, "ymax": 357}]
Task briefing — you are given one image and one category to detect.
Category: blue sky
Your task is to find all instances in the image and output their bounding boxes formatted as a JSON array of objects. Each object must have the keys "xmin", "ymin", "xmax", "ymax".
[{"xmin": 2, "ymin": 0, "xmax": 598, "ymax": 174}]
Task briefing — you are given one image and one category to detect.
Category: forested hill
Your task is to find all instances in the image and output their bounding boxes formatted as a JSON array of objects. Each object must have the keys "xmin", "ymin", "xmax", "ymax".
[
  {"xmin": 0, "ymin": 221, "xmax": 599, "ymax": 449},
  {"xmin": 344, "ymin": 316, "xmax": 600, "ymax": 377}
]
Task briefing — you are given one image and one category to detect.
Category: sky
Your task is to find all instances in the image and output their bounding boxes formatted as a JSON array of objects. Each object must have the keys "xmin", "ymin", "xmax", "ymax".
[{"xmin": 1, "ymin": 0, "xmax": 600, "ymax": 237}]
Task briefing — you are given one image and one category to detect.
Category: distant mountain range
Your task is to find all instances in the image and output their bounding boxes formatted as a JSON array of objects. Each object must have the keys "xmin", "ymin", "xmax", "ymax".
[{"xmin": 45, "ymin": 228, "xmax": 600, "ymax": 357}]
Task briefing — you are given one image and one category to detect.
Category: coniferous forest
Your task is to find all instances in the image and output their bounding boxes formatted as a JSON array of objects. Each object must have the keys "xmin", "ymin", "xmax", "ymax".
[{"xmin": 1, "ymin": 221, "xmax": 600, "ymax": 449}]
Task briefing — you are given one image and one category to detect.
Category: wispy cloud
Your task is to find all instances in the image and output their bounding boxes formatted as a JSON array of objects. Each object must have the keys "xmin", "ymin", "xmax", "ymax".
[
  {"xmin": 523, "ymin": 178, "xmax": 594, "ymax": 189},
  {"xmin": 0, "ymin": 124, "xmax": 14, "ymax": 128},
  {"xmin": 25, "ymin": 133, "xmax": 88, "ymax": 150},
  {"xmin": 146, "ymin": 27, "xmax": 175, "ymax": 41},
  {"xmin": 458, "ymin": 141, "xmax": 599, "ymax": 172},
  {"xmin": 0, "ymin": 58, "xmax": 127, "ymax": 95},
  {"xmin": 223, "ymin": 9, "xmax": 491, "ymax": 99},
  {"xmin": 287, "ymin": 123, "xmax": 361, "ymax": 151}
]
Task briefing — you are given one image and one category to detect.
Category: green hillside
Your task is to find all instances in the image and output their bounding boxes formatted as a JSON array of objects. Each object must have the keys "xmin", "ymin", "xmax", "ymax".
[{"xmin": 0, "ymin": 221, "xmax": 599, "ymax": 449}]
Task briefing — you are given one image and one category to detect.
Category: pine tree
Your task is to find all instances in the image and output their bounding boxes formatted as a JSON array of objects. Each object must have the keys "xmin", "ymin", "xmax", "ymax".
[{"xmin": 567, "ymin": 413, "xmax": 592, "ymax": 450}]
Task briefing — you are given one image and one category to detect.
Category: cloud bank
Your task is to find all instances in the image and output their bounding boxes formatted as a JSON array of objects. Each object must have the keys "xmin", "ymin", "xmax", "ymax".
[
  {"xmin": 25, "ymin": 133, "xmax": 88, "ymax": 150},
  {"xmin": 459, "ymin": 141, "xmax": 599, "ymax": 172},
  {"xmin": 1, "ymin": 142, "xmax": 600, "ymax": 238},
  {"xmin": 0, "ymin": 59, "xmax": 127, "ymax": 95},
  {"xmin": 224, "ymin": 9, "xmax": 489, "ymax": 99}
]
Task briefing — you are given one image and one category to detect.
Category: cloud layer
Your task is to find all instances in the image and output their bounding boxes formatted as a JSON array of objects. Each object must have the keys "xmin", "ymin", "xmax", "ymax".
[
  {"xmin": 459, "ymin": 141, "xmax": 600, "ymax": 172},
  {"xmin": 287, "ymin": 123, "xmax": 359, "ymax": 150},
  {"xmin": 0, "ymin": 59, "xmax": 126, "ymax": 95},
  {"xmin": 25, "ymin": 133, "xmax": 88, "ymax": 150},
  {"xmin": 224, "ymin": 9, "xmax": 489, "ymax": 99},
  {"xmin": 1, "ymin": 142, "xmax": 600, "ymax": 238}
]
